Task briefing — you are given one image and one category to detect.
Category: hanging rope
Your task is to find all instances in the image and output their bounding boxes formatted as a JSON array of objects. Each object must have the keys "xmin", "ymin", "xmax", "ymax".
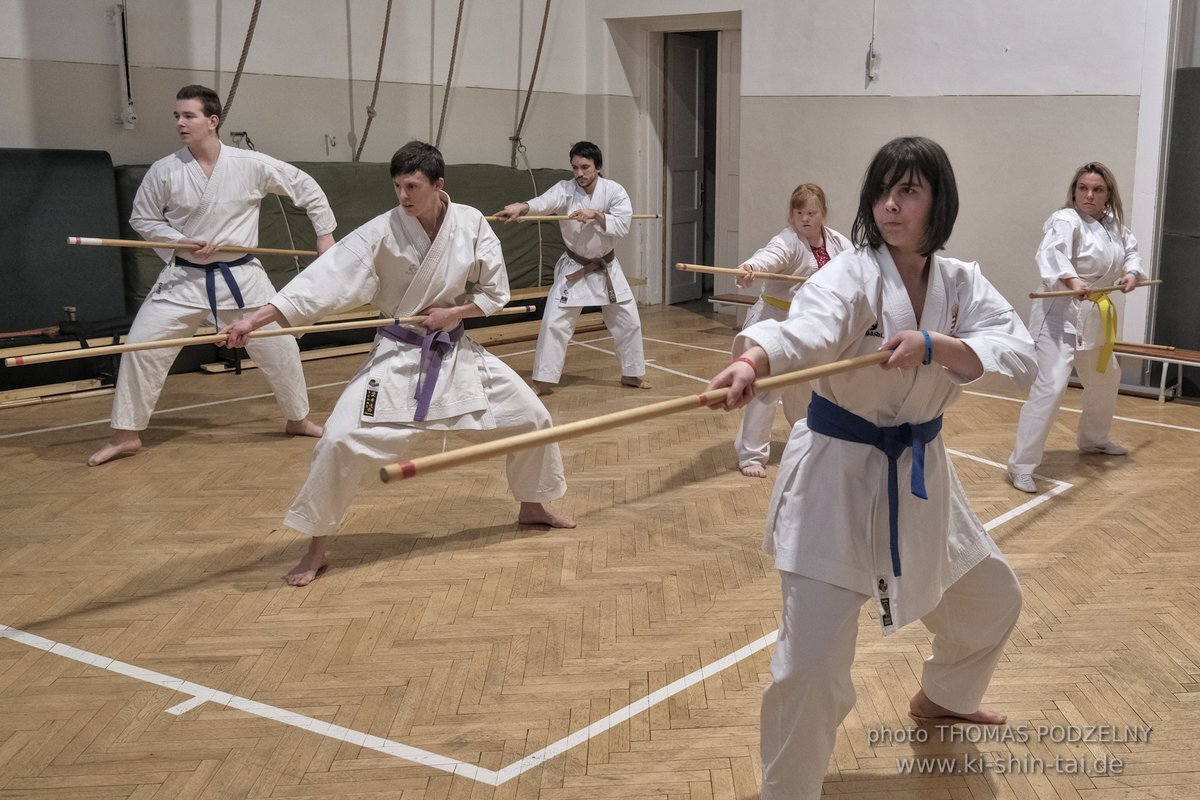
[
  {"xmin": 220, "ymin": 0, "xmax": 263, "ymax": 125},
  {"xmin": 434, "ymin": 0, "xmax": 467, "ymax": 149},
  {"xmin": 354, "ymin": 0, "xmax": 395, "ymax": 161},
  {"xmin": 509, "ymin": 0, "xmax": 552, "ymax": 168}
]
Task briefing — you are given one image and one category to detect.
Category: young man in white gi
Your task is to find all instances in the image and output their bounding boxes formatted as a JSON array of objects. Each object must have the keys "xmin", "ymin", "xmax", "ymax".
[
  {"xmin": 89, "ymin": 84, "xmax": 334, "ymax": 466},
  {"xmin": 494, "ymin": 141, "xmax": 649, "ymax": 395},
  {"xmin": 223, "ymin": 141, "xmax": 575, "ymax": 586}
]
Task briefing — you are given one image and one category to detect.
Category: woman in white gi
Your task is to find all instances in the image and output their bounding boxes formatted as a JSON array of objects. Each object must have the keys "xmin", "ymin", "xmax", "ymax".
[
  {"xmin": 707, "ymin": 137, "xmax": 1037, "ymax": 800},
  {"xmin": 88, "ymin": 84, "xmax": 334, "ymax": 466},
  {"xmin": 494, "ymin": 141, "xmax": 649, "ymax": 395},
  {"xmin": 1006, "ymin": 162, "xmax": 1145, "ymax": 493},
  {"xmin": 733, "ymin": 183, "xmax": 851, "ymax": 477},
  {"xmin": 224, "ymin": 142, "xmax": 574, "ymax": 586}
]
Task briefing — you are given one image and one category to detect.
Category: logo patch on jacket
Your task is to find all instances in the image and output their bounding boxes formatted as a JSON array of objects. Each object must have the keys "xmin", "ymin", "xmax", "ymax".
[
  {"xmin": 865, "ymin": 322, "xmax": 883, "ymax": 339},
  {"xmin": 363, "ymin": 377, "xmax": 380, "ymax": 417}
]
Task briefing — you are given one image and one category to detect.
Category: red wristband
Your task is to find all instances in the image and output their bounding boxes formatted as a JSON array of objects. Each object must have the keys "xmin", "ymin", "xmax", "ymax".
[{"xmin": 733, "ymin": 356, "xmax": 758, "ymax": 377}]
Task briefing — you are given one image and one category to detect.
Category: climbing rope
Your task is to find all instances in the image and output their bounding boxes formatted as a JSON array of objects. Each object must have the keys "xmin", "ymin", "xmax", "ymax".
[
  {"xmin": 509, "ymin": 0, "xmax": 552, "ymax": 168},
  {"xmin": 434, "ymin": 0, "xmax": 467, "ymax": 149},
  {"xmin": 220, "ymin": 0, "xmax": 263, "ymax": 125},
  {"xmin": 354, "ymin": 0, "xmax": 395, "ymax": 161}
]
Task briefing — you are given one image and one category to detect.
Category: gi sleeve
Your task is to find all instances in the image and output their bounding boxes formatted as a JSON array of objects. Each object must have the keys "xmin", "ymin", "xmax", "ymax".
[
  {"xmin": 1119, "ymin": 224, "xmax": 1145, "ymax": 279},
  {"xmin": 129, "ymin": 162, "xmax": 187, "ymax": 258},
  {"xmin": 948, "ymin": 262, "xmax": 1037, "ymax": 390},
  {"xmin": 465, "ymin": 217, "xmax": 510, "ymax": 316},
  {"xmin": 269, "ymin": 227, "xmax": 380, "ymax": 327},
  {"xmin": 525, "ymin": 181, "xmax": 570, "ymax": 216},
  {"xmin": 743, "ymin": 230, "xmax": 802, "ymax": 273},
  {"xmin": 603, "ymin": 183, "xmax": 633, "ymax": 239},
  {"xmin": 256, "ymin": 153, "xmax": 338, "ymax": 236},
  {"xmin": 1034, "ymin": 214, "xmax": 1080, "ymax": 286}
]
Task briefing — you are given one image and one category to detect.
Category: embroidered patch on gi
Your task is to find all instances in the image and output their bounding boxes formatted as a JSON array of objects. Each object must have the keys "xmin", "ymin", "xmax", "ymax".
[
  {"xmin": 363, "ymin": 378, "xmax": 380, "ymax": 417},
  {"xmin": 879, "ymin": 597, "xmax": 894, "ymax": 629},
  {"xmin": 865, "ymin": 322, "xmax": 883, "ymax": 338},
  {"xmin": 949, "ymin": 303, "xmax": 960, "ymax": 335}
]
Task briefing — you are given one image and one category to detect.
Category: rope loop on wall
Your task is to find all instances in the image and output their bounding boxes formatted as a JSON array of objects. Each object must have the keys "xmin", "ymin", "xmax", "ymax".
[{"xmin": 355, "ymin": 0, "xmax": 395, "ymax": 161}]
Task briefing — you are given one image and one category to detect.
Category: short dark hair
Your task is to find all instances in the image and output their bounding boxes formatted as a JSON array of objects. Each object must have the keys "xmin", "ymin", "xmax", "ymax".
[
  {"xmin": 851, "ymin": 136, "xmax": 959, "ymax": 256},
  {"xmin": 390, "ymin": 140, "xmax": 445, "ymax": 182},
  {"xmin": 176, "ymin": 85, "xmax": 222, "ymax": 122},
  {"xmin": 569, "ymin": 140, "xmax": 603, "ymax": 169}
]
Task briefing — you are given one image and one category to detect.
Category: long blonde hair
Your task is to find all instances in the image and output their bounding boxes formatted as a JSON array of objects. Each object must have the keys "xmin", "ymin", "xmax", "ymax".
[{"xmin": 1065, "ymin": 162, "xmax": 1124, "ymax": 226}]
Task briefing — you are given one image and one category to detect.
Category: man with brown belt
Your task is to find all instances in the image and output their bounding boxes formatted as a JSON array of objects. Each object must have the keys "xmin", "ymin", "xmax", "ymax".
[{"xmin": 494, "ymin": 141, "xmax": 650, "ymax": 395}]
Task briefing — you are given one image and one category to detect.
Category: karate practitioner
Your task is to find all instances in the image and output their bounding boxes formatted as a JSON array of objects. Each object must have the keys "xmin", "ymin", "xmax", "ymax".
[
  {"xmin": 706, "ymin": 137, "xmax": 1037, "ymax": 800},
  {"xmin": 88, "ymin": 84, "xmax": 334, "ymax": 466},
  {"xmin": 223, "ymin": 141, "xmax": 574, "ymax": 587},
  {"xmin": 733, "ymin": 183, "xmax": 852, "ymax": 477},
  {"xmin": 494, "ymin": 141, "xmax": 649, "ymax": 395},
  {"xmin": 1006, "ymin": 162, "xmax": 1145, "ymax": 493}
]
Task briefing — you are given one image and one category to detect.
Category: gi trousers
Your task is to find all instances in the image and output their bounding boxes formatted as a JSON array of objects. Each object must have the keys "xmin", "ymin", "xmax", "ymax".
[
  {"xmin": 760, "ymin": 548, "xmax": 1021, "ymax": 800},
  {"xmin": 532, "ymin": 294, "xmax": 646, "ymax": 384},
  {"xmin": 111, "ymin": 297, "xmax": 309, "ymax": 430},
  {"xmin": 1007, "ymin": 308, "xmax": 1121, "ymax": 476},
  {"xmin": 285, "ymin": 348, "xmax": 566, "ymax": 537}
]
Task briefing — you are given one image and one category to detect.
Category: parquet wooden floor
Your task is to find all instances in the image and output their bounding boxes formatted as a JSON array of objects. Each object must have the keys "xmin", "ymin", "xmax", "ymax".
[{"xmin": 1, "ymin": 304, "xmax": 1198, "ymax": 799}]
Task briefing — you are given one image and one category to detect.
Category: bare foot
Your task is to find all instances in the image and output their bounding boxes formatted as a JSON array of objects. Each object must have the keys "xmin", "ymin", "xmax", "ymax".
[
  {"xmin": 284, "ymin": 537, "xmax": 329, "ymax": 586},
  {"xmin": 532, "ymin": 380, "xmax": 556, "ymax": 397},
  {"xmin": 285, "ymin": 418, "xmax": 324, "ymax": 438},
  {"xmin": 518, "ymin": 502, "xmax": 577, "ymax": 528},
  {"xmin": 87, "ymin": 430, "xmax": 142, "ymax": 466},
  {"xmin": 621, "ymin": 376, "xmax": 652, "ymax": 390},
  {"xmin": 741, "ymin": 463, "xmax": 767, "ymax": 478},
  {"xmin": 909, "ymin": 688, "xmax": 1006, "ymax": 725}
]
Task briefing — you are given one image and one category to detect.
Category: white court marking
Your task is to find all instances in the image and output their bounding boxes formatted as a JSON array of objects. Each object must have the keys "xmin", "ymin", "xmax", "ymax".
[{"xmin": 0, "ymin": 328, "xmax": 1077, "ymax": 784}]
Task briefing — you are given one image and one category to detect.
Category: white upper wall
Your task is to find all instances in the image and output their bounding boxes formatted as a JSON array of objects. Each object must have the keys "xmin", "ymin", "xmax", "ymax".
[{"xmin": 0, "ymin": 1, "xmax": 1153, "ymax": 102}]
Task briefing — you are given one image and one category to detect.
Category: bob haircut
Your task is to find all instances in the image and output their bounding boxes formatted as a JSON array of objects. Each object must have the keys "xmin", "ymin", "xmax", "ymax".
[
  {"xmin": 176, "ymin": 85, "xmax": 222, "ymax": 123},
  {"xmin": 569, "ymin": 140, "xmax": 603, "ymax": 169},
  {"xmin": 788, "ymin": 183, "xmax": 829, "ymax": 218},
  {"xmin": 1065, "ymin": 162, "xmax": 1124, "ymax": 226},
  {"xmin": 851, "ymin": 136, "xmax": 959, "ymax": 256},
  {"xmin": 390, "ymin": 140, "xmax": 445, "ymax": 183}
]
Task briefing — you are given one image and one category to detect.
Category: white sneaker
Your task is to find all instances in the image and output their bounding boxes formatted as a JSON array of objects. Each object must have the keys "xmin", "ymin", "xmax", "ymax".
[
  {"xmin": 1008, "ymin": 472, "xmax": 1036, "ymax": 493},
  {"xmin": 1080, "ymin": 442, "xmax": 1128, "ymax": 455}
]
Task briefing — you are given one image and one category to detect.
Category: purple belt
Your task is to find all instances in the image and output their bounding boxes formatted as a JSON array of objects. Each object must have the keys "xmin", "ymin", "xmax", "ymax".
[{"xmin": 379, "ymin": 322, "xmax": 465, "ymax": 422}]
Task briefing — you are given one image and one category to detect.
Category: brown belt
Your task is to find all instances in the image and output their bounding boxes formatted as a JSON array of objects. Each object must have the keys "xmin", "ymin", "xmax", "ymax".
[{"xmin": 564, "ymin": 247, "xmax": 617, "ymax": 302}]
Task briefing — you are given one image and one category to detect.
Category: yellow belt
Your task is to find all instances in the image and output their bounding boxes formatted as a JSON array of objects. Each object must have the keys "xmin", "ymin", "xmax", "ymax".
[
  {"xmin": 1087, "ymin": 291, "xmax": 1118, "ymax": 374},
  {"xmin": 763, "ymin": 294, "xmax": 791, "ymax": 311}
]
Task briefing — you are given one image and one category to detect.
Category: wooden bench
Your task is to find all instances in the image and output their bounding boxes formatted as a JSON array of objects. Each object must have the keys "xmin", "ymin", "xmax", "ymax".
[{"xmin": 1113, "ymin": 342, "xmax": 1200, "ymax": 403}]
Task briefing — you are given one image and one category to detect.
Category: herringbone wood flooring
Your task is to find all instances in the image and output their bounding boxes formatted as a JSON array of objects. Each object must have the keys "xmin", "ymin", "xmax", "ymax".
[{"xmin": 1, "ymin": 304, "xmax": 1198, "ymax": 799}]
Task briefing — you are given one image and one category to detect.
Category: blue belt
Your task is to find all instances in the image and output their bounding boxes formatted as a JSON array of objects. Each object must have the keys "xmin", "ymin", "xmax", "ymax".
[
  {"xmin": 805, "ymin": 392, "xmax": 943, "ymax": 577},
  {"xmin": 379, "ymin": 322, "xmax": 465, "ymax": 422},
  {"xmin": 176, "ymin": 254, "xmax": 251, "ymax": 325}
]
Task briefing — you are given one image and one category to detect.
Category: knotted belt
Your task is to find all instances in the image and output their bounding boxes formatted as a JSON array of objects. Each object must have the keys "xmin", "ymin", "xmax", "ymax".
[
  {"xmin": 806, "ymin": 392, "xmax": 943, "ymax": 577},
  {"xmin": 175, "ymin": 254, "xmax": 251, "ymax": 325},
  {"xmin": 1086, "ymin": 291, "xmax": 1118, "ymax": 374},
  {"xmin": 379, "ymin": 322, "xmax": 465, "ymax": 422},
  {"xmin": 564, "ymin": 246, "xmax": 617, "ymax": 302}
]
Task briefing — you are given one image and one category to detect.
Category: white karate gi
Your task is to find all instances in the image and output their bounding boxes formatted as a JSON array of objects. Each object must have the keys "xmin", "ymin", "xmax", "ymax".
[
  {"xmin": 526, "ymin": 178, "xmax": 646, "ymax": 383},
  {"xmin": 268, "ymin": 195, "xmax": 566, "ymax": 537},
  {"xmin": 112, "ymin": 144, "xmax": 336, "ymax": 430},
  {"xmin": 1008, "ymin": 208, "xmax": 1145, "ymax": 475},
  {"xmin": 736, "ymin": 246, "xmax": 1037, "ymax": 800},
  {"xmin": 734, "ymin": 226, "xmax": 852, "ymax": 469}
]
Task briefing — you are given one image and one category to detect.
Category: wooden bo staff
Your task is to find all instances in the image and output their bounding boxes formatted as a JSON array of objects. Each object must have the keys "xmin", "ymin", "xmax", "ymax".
[
  {"xmin": 483, "ymin": 214, "xmax": 661, "ymax": 222},
  {"xmin": 1029, "ymin": 279, "xmax": 1161, "ymax": 299},
  {"xmin": 68, "ymin": 236, "xmax": 318, "ymax": 258},
  {"xmin": 4, "ymin": 305, "xmax": 537, "ymax": 368},
  {"xmin": 676, "ymin": 262, "xmax": 807, "ymax": 284},
  {"xmin": 380, "ymin": 350, "xmax": 890, "ymax": 482}
]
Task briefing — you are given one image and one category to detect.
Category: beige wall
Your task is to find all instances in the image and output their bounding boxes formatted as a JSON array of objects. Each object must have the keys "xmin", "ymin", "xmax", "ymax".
[{"xmin": 739, "ymin": 95, "xmax": 1140, "ymax": 321}]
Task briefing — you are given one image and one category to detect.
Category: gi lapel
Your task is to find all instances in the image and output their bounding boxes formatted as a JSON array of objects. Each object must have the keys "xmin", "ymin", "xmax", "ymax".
[
  {"xmin": 178, "ymin": 145, "xmax": 225, "ymax": 238},
  {"xmin": 394, "ymin": 192, "xmax": 455, "ymax": 316},
  {"xmin": 875, "ymin": 245, "xmax": 918, "ymax": 339}
]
